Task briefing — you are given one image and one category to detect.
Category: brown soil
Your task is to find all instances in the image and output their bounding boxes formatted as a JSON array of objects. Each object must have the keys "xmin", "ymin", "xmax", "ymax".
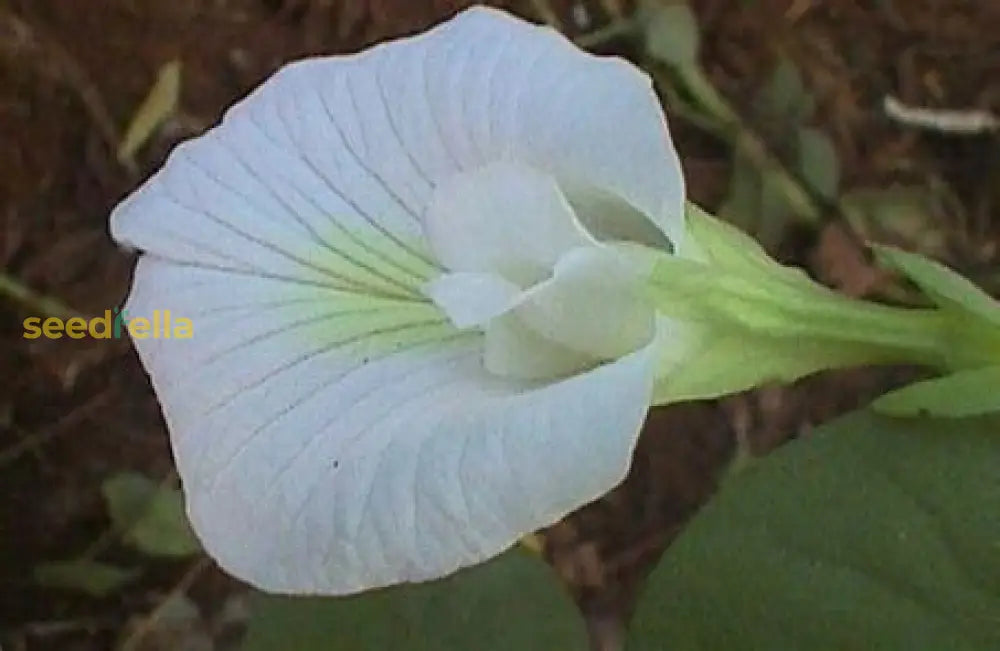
[{"xmin": 2, "ymin": 0, "xmax": 998, "ymax": 649}]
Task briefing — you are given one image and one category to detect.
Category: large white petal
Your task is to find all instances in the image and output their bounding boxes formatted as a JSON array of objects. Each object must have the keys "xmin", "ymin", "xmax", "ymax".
[
  {"xmin": 423, "ymin": 8, "xmax": 685, "ymax": 249},
  {"xmin": 111, "ymin": 7, "xmax": 683, "ymax": 271},
  {"xmin": 110, "ymin": 6, "xmax": 673, "ymax": 595},
  {"xmin": 126, "ymin": 258, "xmax": 655, "ymax": 594}
]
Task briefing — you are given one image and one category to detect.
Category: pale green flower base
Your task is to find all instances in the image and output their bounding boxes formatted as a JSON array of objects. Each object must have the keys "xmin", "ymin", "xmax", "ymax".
[{"xmin": 644, "ymin": 203, "xmax": 1000, "ymax": 412}]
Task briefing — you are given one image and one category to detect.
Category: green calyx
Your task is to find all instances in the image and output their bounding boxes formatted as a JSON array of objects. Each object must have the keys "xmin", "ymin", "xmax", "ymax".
[{"xmin": 643, "ymin": 203, "xmax": 1000, "ymax": 409}]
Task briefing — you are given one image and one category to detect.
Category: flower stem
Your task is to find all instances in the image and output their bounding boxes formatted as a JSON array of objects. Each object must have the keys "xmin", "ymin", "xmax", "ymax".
[{"xmin": 675, "ymin": 65, "xmax": 824, "ymax": 223}]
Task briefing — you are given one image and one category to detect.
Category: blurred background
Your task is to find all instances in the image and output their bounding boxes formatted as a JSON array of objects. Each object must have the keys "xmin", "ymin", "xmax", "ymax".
[{"xmin": 1, "ymin": 0, "xmax": 998, "ymax": 649}]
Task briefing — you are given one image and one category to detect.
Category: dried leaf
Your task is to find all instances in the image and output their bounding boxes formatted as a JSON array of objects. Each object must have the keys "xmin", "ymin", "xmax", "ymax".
[{"xmin": 117, "ymin": 59, "xmax": 182, "ymax": 164}]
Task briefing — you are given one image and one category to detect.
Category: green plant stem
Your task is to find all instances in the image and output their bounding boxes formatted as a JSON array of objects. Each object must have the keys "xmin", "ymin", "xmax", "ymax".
[
  {"xmin": 790, "ymin": 294, "xmax": 949, "ymax": 368},
  {"xmin": 573, "ymin": 18, "xmax": 637, "ymax": 48},
  {"xmin": 771, "ymin": 284, "xmax": 1000, "ymax": 372},
  {"xmin": 667, "ymin": 64, "xmax": 824, "ymax": 224}
]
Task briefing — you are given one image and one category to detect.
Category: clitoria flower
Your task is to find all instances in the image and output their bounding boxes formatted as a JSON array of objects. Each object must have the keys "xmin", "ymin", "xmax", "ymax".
[{"xmin": 111, "ymin": 7, "xmax": 686, "ymax": 594}]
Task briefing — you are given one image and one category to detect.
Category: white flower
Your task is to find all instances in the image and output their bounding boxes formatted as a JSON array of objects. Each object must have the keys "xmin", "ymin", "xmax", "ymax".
[{"xmin": 111, "ymin": 7, "xmax": 684, "ymax": 594}]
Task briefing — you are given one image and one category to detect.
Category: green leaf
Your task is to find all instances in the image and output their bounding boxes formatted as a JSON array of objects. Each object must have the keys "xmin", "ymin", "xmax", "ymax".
[
  {"xmin": 874, "ymin": 245, "xmax": 1000, "ymax": 326},
  {"xmin": 841, "ymin": 185, "xmax": 948, "ymax": 255},
  {"xmin": 34, "ymin": 560, "xmax": 140, "ymax": 597},
  {"xmin": 874, "ymin": 366, "xmax": 1000, "ymax": 417},
  {"xmin": 642, "ymin": 1, "xmax": 700, "ymax": 67},
  {"xmin": 102, "ymin": 471, "xmax": 201, "ymax": 558},
  {"xmin": 629, "ymin": 410, "xmax": 1000, "ymax": 650},
  {"xmin": 797, "ymin": 126, "xmax": 840, "ymax": 199},
  {"xmin": 243, "ymin": 550, "xmax": 587, "ymax": 650},
  {"xmin": 755, "ymin": 57, "xmax": 813, "ymax": 123}
]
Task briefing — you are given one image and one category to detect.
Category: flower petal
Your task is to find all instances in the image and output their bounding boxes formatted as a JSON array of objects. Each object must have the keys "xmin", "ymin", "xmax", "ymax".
[
  {"xmin": 126, "ymin": 257, "xmax": 655, "ymax": 594},
  {"xmin": 423, "ymin": 271, "xmax": 522, "ymax": 328},
  {"xmin": 515, "ymin": 246, "xmax": 657, "ymax": 360},
  {"xmin": 484, "ymin": 313, "xmax": 598, "ymax": 380},
  {"xmin": 113, "ymin": 8, "xmax": 682, "ymax": 274},
  {"xmin": 424, "ymin": 161, "xmax": 595, "ymax": 285},
  {"xmin": 111, "ymin": 5, "xmax": 673, "ymax": 596},
  {"xmin": 418, "ymin": 8, "xmax": 686, "ymax": 249},
  {"xmin": 567, "ymin": 186, "xmax": 678, "ymax": 251}
]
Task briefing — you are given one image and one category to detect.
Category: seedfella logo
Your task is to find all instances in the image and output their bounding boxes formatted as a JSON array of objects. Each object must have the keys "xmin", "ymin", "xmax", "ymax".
[{"xmin": 23, "ymin": 308, "xmax": 193, "ymax": 340}]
